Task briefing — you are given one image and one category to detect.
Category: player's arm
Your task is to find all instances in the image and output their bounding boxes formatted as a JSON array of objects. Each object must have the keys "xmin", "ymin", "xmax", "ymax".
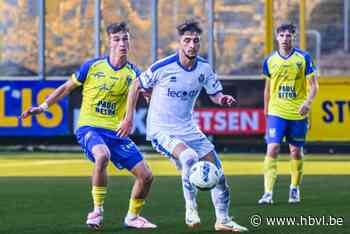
[
  {"xmin": 209, "ymin": 92, "xmax": 236, "ymax": 106},
  {"xmin": 21, "ymin": 79, "xmax": 79, "ymax": 119},
  {"xmin": 299, "ymin": 75, "xmax": 319, "ymax": 116},
  {"xmin": 116, "ymin": 79, "xmax": 142, "ymax": 137},
  {"xmin": 264, "ymin": 79, "xmax": 271, "ymax": 116}
]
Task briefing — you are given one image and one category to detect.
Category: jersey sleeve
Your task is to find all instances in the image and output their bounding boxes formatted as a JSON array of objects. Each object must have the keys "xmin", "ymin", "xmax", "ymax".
[
  {"xmin": 138, "ymin": 67, "xmax": 158, "ymax": 89},
  {"xmin": 262, "ymin": 58, "xmax": 271, "ymax": 79},
  {"xmin": 304, "ymin": 53, "xmax": 316, "ymax": 78},
  {"xmin": 71, "ymin": 59, "xmax": 97, "ymax": 85},
  {"xmin": 204, "ymin": 67, "xmax": 223, "ymax": 96}
]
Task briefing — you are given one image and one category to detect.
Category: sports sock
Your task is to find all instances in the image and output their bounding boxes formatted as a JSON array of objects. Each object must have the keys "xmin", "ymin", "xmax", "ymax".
[
  {"xmin": 92, "ymin": 186, "xmax": 107, "ymax": 213},
  {"xmin": 127, "ymin": 198, "xmax": 145, "ymax": 219},
  {"xmin": 211, "ymin": 173, "xmax": 230, "ymax": 222},
  {"xmin": 290, "ymin": 158, "xmax": 303, "ymax": 187},
  {"xmin": 263, "ymin": 157, "xmax": 277, "ymax": 193},
  {"xmin": 179, "ymin": 148, "xmax": 199, "ymax": 210}
]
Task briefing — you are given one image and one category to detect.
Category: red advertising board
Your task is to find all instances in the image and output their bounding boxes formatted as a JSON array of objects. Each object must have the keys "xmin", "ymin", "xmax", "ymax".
[{"xmin": 193, "ymin": 108, "xmax": 265, "ymax": 135}]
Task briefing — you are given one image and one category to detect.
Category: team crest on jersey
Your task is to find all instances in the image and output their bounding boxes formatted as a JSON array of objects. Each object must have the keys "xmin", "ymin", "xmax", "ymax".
[
  {"xmin": 198, "ymin": 74, "xmax": 205, "ymax": 83},
  {"xmin": 170, "ymin": 76, "xmax": 177, "ymax": 82},
  {"xmin": 92, "ymin": 71, "xmax": 105, "ymax": 79}
]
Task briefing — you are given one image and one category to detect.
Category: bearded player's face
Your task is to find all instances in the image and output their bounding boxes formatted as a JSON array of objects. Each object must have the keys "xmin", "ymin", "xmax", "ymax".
[{"xmin": 179, "ymin": 31, "xmax": 200, "ymax": 60}]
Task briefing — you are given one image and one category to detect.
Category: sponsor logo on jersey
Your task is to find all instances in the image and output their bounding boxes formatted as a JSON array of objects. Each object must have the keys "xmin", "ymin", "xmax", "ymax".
[
  {"xmin": 278, "ymin": 84, "xmax": 296, "ymax": 99},
  {"xmin": 269, "ymin": 128, "xmax": 276, "ymax": 138},
  {"xmin": 95, "ymin": 100, "xmax": 116, "ymax": 115},
  {"xmin": 92, "ymin": 71, "xmax": 105, "ymax": 79},
  {"xmin": 167, "ymin": 88, "xmax": 199, "ymax": 99},
  {"xmin": 110, "ymin": 76, "xmax": 120, "ymax": 80}
]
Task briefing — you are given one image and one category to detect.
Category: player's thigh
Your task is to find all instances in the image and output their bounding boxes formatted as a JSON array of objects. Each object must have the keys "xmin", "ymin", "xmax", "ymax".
[
  {"xmin": 76, "ymin": 126, "xmax": 109, "ymax": 163},
  {"xmin": 185, "ymin": 135, "xmax": 215, "ymax": 159},
  {"xmin": 265, "ymin": 115, "xmax": 288, "ymax": 144},
  {"xmin": 151, "ymin": 132, "xmax": 187, "ymax": 159},
  {"xmin": 286, "ymin": 118, "xmax": 308, "ymax": 148}
]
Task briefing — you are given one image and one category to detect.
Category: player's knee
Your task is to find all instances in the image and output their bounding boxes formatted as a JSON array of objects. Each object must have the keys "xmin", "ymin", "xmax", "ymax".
[
  {"xmin": 290, "ymin": 147, "xmax": 303, "ymax": 159},
  {"xmin": 179, "ymin": 148, "xmax": 198, "ymax": 169},
  {"xmin": 94, "ymin": 150, "xmax": 110, "ymax": 170},
  {"xmin": 267, "ymin": 145, "xmax": 280, "ymax": 158}
]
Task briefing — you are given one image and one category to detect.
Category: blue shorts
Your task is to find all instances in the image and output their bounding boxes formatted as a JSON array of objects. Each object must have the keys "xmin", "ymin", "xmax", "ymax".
[
  {"xmin": 265, "ymin": 115, "xmax": 308, "ymax": 147},
  {"xmin": 76, "ymin": 126, "xmax": 143, "ymax": 171}
]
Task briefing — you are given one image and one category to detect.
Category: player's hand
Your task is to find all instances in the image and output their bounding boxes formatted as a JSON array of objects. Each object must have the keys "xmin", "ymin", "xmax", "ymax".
[
  {"xmin": 220, "ymin": 95, "xmax": 236, "ymax": 106},
  {"xmin": 299, "ymin": 101, "xmax": 311, "ymax": 116},
  {"xmin": 21, "ymin": 106, "xmax": 44, "ymax": 119},
  {"xmin": 116, "ymin": 118, "xmax": 133, "ymax": 137}
]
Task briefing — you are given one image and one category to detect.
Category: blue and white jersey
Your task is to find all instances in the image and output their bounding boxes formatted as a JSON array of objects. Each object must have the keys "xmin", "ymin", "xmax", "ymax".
[{"xmin": 138, "ymin": 53, "xmax": 223, "ymax": 140}]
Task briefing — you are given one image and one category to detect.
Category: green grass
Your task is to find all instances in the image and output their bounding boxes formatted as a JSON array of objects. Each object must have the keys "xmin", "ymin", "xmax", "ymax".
[{"xmin": 0, "ymin": 153, "xmax": 349, "ymax": 233}]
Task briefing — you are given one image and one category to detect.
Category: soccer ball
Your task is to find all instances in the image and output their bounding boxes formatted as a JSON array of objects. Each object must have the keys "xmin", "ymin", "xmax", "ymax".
[{"xmin": 189, "ymin": 161, "xmax": 220, "ymax": 190}]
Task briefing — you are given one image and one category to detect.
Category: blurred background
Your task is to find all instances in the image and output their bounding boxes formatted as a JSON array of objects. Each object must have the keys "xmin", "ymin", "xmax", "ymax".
[{"xmin": 0, "ymin": 0, "xmax": 349, "ymax": 153}]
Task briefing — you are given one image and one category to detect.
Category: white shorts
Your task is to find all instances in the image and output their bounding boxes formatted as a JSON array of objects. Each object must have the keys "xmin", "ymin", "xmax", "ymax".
[{"xmin": 150, "ymin": 131, "xmax": 215, "ymax": 159}]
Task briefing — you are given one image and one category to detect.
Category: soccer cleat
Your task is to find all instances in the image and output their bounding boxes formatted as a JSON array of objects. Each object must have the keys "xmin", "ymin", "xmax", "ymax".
[
  {"xmin": 215, "ymin": 217, "xmax": 248, "ymax": 232},
  {"xmin": 124, "ymin": 216, "xmax": 157, "ymax": 229},
  {"xmin": 288, "ymin": 186, "xmax": 301, "ymax": 203},
  {"xmin": 258, "ymin": 192, "xmax": 273, "ymax": 204},
  {"xmin": 86, "ymin": 211, "xmax": 103, "ymax": 230},
  {"xmin": 185, "ymin": 207, "xmax": 201, "ymax": 228}
]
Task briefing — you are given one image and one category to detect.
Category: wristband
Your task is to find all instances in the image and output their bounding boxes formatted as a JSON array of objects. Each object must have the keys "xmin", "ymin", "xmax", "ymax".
[{"xmin": 39, "ymin": 102, "xmax": 49, "ymax": 111}]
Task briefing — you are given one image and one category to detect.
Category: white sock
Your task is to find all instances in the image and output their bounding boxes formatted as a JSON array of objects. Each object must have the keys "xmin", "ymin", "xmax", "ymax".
[
  {"xmin": 94, "ymin": 206, "xmax": 103, "ymax": 214},
  {"xmin": 211, "ymin": 173, "xmax": 230, "ymax": 221}
]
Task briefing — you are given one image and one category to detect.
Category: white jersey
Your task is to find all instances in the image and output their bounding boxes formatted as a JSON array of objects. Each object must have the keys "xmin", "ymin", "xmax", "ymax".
[{"xmin": 138, "ymin": 53, "xmax": 223, "ymax": 140}]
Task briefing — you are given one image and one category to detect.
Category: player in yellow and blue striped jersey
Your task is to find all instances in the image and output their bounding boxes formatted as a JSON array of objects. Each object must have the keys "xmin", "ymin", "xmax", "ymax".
[
  {"xmin": 258, "ymin": 23, "xmax": 319, "ymax": 205},
  {"xmin": 21, "ymin": 22, "xmax": 156, "ymax": 230}
]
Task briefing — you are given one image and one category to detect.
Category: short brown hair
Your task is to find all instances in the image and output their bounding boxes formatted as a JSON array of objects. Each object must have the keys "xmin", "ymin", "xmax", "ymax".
[
  {"xmin": 106, "ymin": 21, "xmax": 129, "ymax": 34},
  {"xmin": 276, "ymin": 23, "xmax": 296, "ymax": 34},
  {"xmin": 177, "ymin": 19, "xmax": 202, "ymax": 36}
]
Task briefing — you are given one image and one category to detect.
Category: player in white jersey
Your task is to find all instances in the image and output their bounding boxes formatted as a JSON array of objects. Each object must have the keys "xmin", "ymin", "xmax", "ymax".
[{"xmin": 117, "ymin": 19, "xmax": 248, "ymax": 232}]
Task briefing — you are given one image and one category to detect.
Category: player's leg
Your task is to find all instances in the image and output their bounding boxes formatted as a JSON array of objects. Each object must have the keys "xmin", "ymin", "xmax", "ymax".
[
  {"xmin": 125, "ymin": 160, "xmax": 156, "ymax": 228},
  {"xmin": 201, "ymin": 151, "xmax": 248, "ymax": 232},
  {"xmin": 151, "ymin": 133, "xmax": 200, "ymax": 228},
  {"xmin": 173, "ymin": 143, "xmax": 201, "ymax": 228},
  {"xmin": 286, "ymin": 118, "xmax": 308, "ymax": 203},
  {"xmin": 76, "ymin": 127, "xmax": 110, "ymax": 230},
  {"xmin": 259, "ymin": 115, "xmax": 287, "ymax": 204},
  {"xmin": 107, "ymin": 137, "xmax": 156, "ymax": 228}
]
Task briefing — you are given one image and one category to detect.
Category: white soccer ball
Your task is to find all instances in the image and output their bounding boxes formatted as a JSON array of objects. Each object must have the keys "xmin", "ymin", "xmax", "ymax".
[{"xmin": 189, "ymin": 161, "xmax": 220, "ymax": 190}]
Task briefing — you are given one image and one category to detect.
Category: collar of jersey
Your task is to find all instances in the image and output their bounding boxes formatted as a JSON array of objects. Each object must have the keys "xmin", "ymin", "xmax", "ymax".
[
  {"xmin": 277, "ymin": 48, "xmax": 295, "ymax": 60},
  {"xmin": 176, "ymin": 53, "xmax": 198, "ymax": 72},
  {"xmin": 106, "ymin": 56, "xmax": 128, "ymax": 71}
]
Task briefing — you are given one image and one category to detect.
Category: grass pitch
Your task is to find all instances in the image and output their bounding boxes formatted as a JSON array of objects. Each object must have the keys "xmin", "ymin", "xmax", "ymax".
[{"xmin": 0, "ymin": 152, "xmax": 349, "ymax": 234}]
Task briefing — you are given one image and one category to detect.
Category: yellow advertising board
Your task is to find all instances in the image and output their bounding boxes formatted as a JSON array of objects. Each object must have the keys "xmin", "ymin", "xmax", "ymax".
[{"xmin": 308, "ymin": 77, "xmax": 350, "ymax": 141}]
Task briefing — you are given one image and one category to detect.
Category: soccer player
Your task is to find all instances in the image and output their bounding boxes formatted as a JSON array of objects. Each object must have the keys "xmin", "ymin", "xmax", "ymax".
[
  {"xmin": 21, "ymin": 22, "xmax": 157, "ymax": 230},
  {"xmin": 117, "ymin": 19, "xmax": 248, "ymax": 232},
  {"xmin": 258, "ymin": 23, "xmax": 319, "ymax": 204}
]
